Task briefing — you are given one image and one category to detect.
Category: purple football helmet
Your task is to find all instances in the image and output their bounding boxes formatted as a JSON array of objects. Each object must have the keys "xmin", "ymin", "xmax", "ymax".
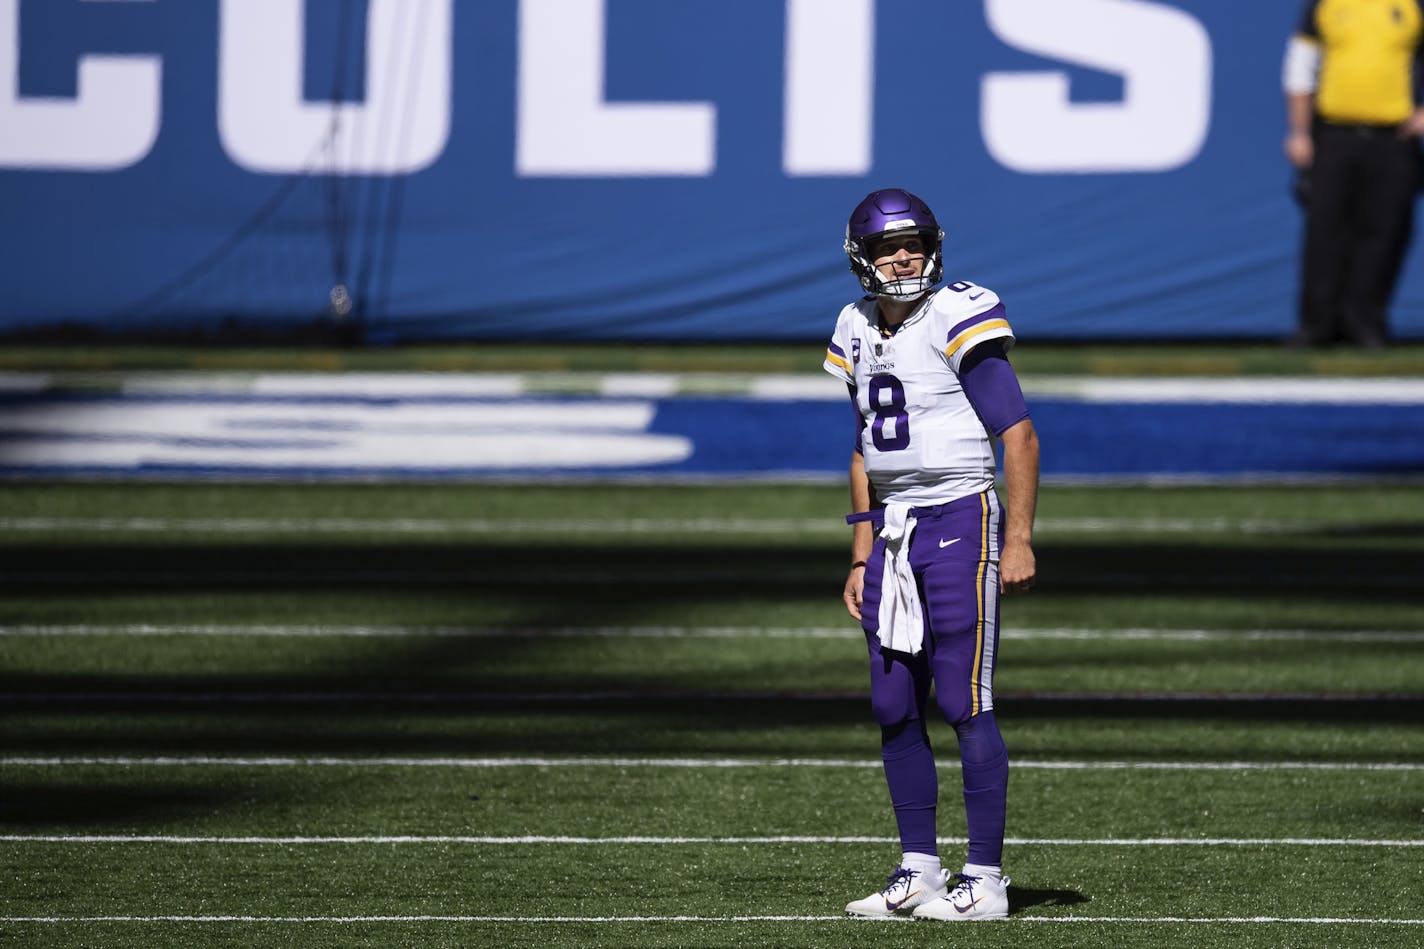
[{"xmin": 843, "ymin": 188, "xmax": 944, "ymax": 300}]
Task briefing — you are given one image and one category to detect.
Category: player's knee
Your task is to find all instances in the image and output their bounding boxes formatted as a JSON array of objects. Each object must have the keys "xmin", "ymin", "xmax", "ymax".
[
  {"xmin": 935, "ymin": 691, "xmax": 974, "ymax": 727},
  {"xmin": 870, "ymin": 697, "xmax": 913, "ymax": 728},
  {"xmin": 879, "ymin": 718, "xmax": 920, "ymax": 746},
  {"xmin": 954, "ymin": 710, "xmax": 1008, "ymax": 768}
]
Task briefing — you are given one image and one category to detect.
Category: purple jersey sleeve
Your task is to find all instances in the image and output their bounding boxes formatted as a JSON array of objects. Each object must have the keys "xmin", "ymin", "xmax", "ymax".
[{"xmin": 959, "ymin": 342, "xmax": 1030, "ymax": 436}]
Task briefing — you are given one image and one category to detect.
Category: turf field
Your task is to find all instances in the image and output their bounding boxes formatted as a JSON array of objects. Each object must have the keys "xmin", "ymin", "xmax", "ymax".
[{"xmin": 1, "ymin": 479, "xmax": 1422, "ymax": 948}]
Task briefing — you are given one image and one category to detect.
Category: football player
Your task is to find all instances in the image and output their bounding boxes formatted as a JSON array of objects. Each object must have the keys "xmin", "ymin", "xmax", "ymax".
[{"xmin": 824, "ymin": 188, "xmax": 1039, "ymax": 922}]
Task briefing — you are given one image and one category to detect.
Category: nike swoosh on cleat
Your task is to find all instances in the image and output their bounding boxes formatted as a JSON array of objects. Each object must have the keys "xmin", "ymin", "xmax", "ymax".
[
  {"xmin": 939, "ymin": 538, "xmax": 961, "ymax": 548},
  {"xmin": 953, "ymin": 895, "xmax": 985, "ymax": 914},
  {"xmin": 884, "ymin": 888, "xmax": 922, "ymax": 911}
]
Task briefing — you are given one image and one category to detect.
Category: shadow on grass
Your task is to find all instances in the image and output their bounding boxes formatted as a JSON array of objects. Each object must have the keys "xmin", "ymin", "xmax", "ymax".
[
  {"xmin": 2, "ymin": 537, "xmax": 1421, "ymax": 757},
  {"xmin": 0, "ymin": 538, "xmax": 1421, "ymax": 597},
  {"xmin": 0, "ymin": 779, "xmax": 259, "ymax": 829},
  {"xmin": 2, "ymin": 693, "xmax": 1421, "ymax": 759},
  {"xmin": 1010, "ymin": 885, "xmax": 1090, "ymax": 913}
]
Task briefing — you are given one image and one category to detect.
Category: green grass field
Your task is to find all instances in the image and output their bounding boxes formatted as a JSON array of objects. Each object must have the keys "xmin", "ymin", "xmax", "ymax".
[{"xmin": 2, "ymin": 479, "xmax": 1422, "ymax": 947}]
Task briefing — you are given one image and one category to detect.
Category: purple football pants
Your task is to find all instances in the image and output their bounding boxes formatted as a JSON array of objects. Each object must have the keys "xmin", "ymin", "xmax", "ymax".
[{"xmin": 857, "ymin": 490, "xmax": 1009, "ymax": 866}]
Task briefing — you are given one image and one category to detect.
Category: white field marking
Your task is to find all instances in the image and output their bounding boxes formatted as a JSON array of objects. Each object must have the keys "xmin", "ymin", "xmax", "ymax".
[
  {"xmin": 2, "ymin": 914, "xmax": 1422, "ymax": 925},
  {"xmin": 8, "ymin": 689, "xmax": 1423, "ymax": 704},
  {"xmin": 0, "ymin": 400, "xmax": 661, "ymax": 437},
  {"xmin": 0, "ymin": 623, "xmax": 864, "ymax": 639},
  {"xmin": 1006, "ymin": 628, "xmax": 1424, "ymax": 643},
  {"xmin": 0, "ymin": 515, "xmax": 1385, "ymax": 535},
  {"xmin": 0, "ymin": 516, "xmax": 827, "ymax": 535},
  {"xmin": 1, "ymin": 834, "xmax": 1420, "ymax": 846},
  {"xmin": 1015, "ymin": 916, "xmax": 1424, "ymax": 924},
  {"xmin": 748, "ymin": 374, "xmax": 1424, "ymax": 404},
  {"xmin": 8, "ymin": 689, "xmax": 1422, "ymax": 704},
  {"xmin": 0, "ymin": 371, "xmax": 533, "ymax": 397},
  {"xmin": 0, "ymin": 400, "xmax": 696, "ymax": 470},
  {"xmin": 4, "ymin": 624, "xmax": 1421, "ymax": 644},
  {"xmin": 2, "ymin": 756, "xmax": 1420, "ymax": 772},
  {"xmin": 0, "ymin": 371, "xmax": 694, "ymax": 399},
  {"xmin": 9, "ymin": 369, "xmax": 1424, "ymax": 405},
  {"xmin": 1022, "ymin": 376, "xmax": 1424, "ymax": 405}
]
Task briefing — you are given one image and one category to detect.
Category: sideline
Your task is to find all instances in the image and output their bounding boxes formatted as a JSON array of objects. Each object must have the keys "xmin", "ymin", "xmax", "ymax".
[
  {"xmin": 2, "ymin": 834, "xmax": 1422, "ymax": 846},
  {"xmin": 3, "ymin": 755, "xmax": 1421, "ymax": 772},
  {"xmin": 4, "ymin": 624, "xmax": 1421, "ymax": 643},
  {"xmin": 2, "ymin": 913, "xmax": 1422, "ymax": 925},
  {"xmin": 0, "ymin": 514, "xmax": 1399, "ymax": 535}
]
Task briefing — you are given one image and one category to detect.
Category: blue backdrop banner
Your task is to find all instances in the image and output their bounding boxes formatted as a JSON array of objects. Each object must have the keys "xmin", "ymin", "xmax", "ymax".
[{"xmin": 3, "ymin": 0, "xmax": 1419, "ymax": 342}]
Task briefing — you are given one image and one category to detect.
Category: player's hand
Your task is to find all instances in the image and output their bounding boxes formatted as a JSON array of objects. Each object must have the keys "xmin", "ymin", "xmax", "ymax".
[
  {"xmin": 1284, "ymin": 131, "xmax": 1313, "ymax": 169},
  {"xmin": 843, "ymin": 565, "xmax": 865, "ymax": 620},
  {"xmin": 999, "ymin": 541, "xmax": 1036, "ymax": 595}
]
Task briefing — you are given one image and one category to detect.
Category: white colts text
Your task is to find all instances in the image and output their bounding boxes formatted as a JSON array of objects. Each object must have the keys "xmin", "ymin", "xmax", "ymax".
[{"xmin": 0, "ymin": 0, "xmax": 1212, "ymax": 176}]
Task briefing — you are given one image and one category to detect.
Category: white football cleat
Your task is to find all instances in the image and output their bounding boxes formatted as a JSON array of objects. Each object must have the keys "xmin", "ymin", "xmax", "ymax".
[
  {"xmin": 911, "ymin": 872, "xmax": 1010, "ymax": 921},
  {"xmin": 845, "ymin": 866, "xmax": 950, "ymax": 917}
]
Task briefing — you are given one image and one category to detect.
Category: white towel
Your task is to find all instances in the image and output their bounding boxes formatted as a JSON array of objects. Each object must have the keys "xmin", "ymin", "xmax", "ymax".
[{"xmin": 876, "ymin": 503, "xmax": 924, "ymax": 655}]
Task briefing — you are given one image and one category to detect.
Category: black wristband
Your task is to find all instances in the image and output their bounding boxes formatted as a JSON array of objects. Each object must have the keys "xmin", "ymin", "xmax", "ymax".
[{"xmin": 850, "ymin": 560, "xmax": 867, "ymax": 570}]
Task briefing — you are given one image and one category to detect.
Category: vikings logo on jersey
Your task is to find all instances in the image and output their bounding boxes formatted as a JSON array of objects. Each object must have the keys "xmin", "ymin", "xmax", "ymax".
[{"xmin": 864, "ymin": 341, "xmax": 896, "ymax": 374}]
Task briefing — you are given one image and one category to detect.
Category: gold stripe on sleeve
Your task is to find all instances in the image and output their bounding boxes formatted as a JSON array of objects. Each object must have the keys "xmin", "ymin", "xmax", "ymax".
[
  {"xmin": 945, "ymin": 319, "xmax": 1011, "ymax": 361},
  {"xmin": 826, "ymin": 350, "xmax": 853, "ymax": 373}
]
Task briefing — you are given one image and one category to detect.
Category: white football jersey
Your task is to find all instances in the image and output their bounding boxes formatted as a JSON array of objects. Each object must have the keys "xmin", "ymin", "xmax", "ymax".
[{"xmin": 822, "ymin": 281, "xmax": 1015, "ymax": 506}]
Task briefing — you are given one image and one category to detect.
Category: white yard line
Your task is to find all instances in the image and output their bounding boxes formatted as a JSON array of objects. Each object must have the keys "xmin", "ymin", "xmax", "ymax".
[
  {"xmin": 1, "ymin": 834, "xmax": 1420, "ymax": 846},
  {"xmin": 6, "ymin": 686, "xmax": 1422, "ymax": 705},
  {"xmin": 2, "ymin": 755, "xmax": 1420, "ymax": 772},
  {"xmin": 0, "ymin": 516, "xmax": 831, "ymax": 535},
  {"xmin": 4, "ymin": 624, "xmax": 1421, "ymax": 643},
  {"xmin": 0, "ymin": 624, "xmax": 863, "ymax": 640},
  {"xmin": 0, "ymin": 515, "xmax": 1386, "ymax": 535},
  {"xmin": 1, "ymin": 913, "xmax": 1421, "ymax": 925},
  {"xmin": 1021, "ymin": 376, "xmax": 1424, "ymax": 405},
  {"xmin": 5, "ymin": 689, "xmax": 1420, "ymax": 703},
  {"xmin": 10, "ymin": 369, "xmax": 1424, "ymax": 404}
]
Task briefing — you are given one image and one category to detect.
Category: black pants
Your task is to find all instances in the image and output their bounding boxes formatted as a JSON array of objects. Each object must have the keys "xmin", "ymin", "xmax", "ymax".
[{"xmin": 1298, "ymin": 121, "xmax": 1420, "ymax": 346}]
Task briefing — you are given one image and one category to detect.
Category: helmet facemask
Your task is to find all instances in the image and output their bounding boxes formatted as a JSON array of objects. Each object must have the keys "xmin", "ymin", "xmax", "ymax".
[{"xmin": 844, "ymin": 226, "xmax": 944, "ymax": 301}]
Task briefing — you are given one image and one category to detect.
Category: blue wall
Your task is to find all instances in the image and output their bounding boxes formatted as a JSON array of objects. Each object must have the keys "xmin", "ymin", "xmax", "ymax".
[{"xmin": 3, "ymin": 0, "xmax": 1416, "ymax": 342}]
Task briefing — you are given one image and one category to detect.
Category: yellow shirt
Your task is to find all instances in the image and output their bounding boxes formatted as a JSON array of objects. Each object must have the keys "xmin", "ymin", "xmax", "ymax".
[{"xmin": 1298, "ymin": 0, "xmax": 1424, "ymax": 124}]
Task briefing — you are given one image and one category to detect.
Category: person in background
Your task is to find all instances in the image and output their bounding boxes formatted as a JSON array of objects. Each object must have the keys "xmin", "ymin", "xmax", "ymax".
[
  {"xmin": 1284, "ymin": 0, "xmax": 1424, "ymax": 349},
  {"xmin": 824, "ymin": 188, "xmax": 1039, "ymax": 923}
]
